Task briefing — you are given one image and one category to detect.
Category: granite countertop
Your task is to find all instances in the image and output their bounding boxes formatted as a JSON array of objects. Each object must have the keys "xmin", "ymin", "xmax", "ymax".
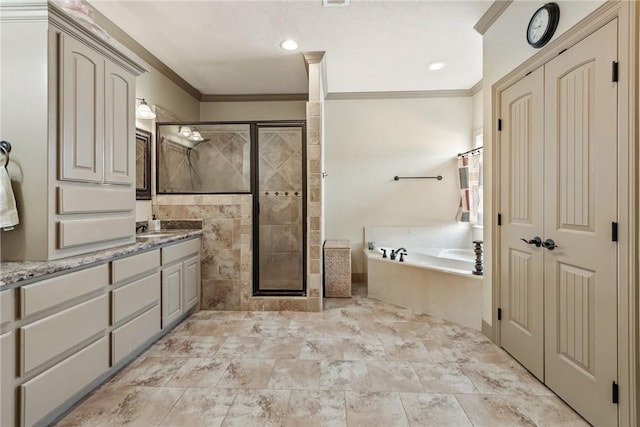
[{"xmin": 0, "ymin": 229, "xmax": 203, "ymax": 289}]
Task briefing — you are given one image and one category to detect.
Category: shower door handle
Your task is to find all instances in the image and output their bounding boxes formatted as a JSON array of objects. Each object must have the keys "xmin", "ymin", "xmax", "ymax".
[{"xmin": 520, "ymin": 237, "xmax": 542, "ymax": 247}]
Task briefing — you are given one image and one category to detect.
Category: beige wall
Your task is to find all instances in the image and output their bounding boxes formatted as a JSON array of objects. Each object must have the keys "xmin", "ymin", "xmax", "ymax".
[
  {"xmin": 482, "ymin": 0, "xmax": 606, "ymax": 325},
  {"xmin": 324, "ymin": 96, "xmax": 474, "ymax": 275},
  {"xmin": 200, "ymin": 101, "xmax": 306, "ymax": 121}
]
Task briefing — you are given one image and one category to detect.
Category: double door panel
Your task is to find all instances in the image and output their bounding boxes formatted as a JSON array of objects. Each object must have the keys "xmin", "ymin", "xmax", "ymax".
[{"xmin": 500, "ymin": 19, "xmax": 618, "ymax": 427}]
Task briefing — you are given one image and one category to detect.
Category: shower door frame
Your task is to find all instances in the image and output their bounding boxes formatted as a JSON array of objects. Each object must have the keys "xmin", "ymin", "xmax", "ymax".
[{"xmin": 252, "ymin": 121, "xmax": 307, "ymax": 297}]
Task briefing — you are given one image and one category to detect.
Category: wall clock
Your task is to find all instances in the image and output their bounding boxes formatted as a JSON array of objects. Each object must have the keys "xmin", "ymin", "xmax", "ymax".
[{"xmin": 526, "ymin": 2, "xmax": 560, "ymax": 48}]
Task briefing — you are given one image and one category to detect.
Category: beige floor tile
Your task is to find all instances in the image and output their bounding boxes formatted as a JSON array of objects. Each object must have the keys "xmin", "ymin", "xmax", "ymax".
[
  {"xmin": 366, "ymin": 361, "xmax": 423, "ymax": 392},
  {"xmin": 381, "ymin": 338, "xmax": 430, "ymax": 361},
  {"xmin": 284, "ymin": 390, "xmax": 346, "ymax": 427},
  {"xmin": 221, "ymin": 389, "xmax": 291, "ymax": 427},
  {"xmin": 258, "ymin": 337, "xmax": 304, "ymax": 359},
  {"xmin": 462, "ymin": 362, "xmax": 553, "ymax": 396},
  {"xmin": 171, "ymin": 335, "xmax": 227, "ymax": 358},
  {"xmin": 159, "ymin": 388, "xmax": 236, "ymax": 427},
  {"xmin": 455, "ymin": 394, "xmax": 539, "ymax": 427},
  {"xmin": 107, "ymin": 386, "xmax": 185, "ymax": 426},
  {"xmin": 55, "ymin": 284, "xmax": 587, "ymax": 427},
  {"xmin": 341, "ymin": 338, "xmax": 387, "ymax": 360},
  {"xmin": 216, "ymin": 336, "xmax": 264, "ymax": 359},
  {"xmin": 216, "ymin": 358, "xmax": 277, "ymax": 389},
  {"xmin": 319, "ymin": 360, "xmax": 371, "ymax": 391},
  {"xmin": 110, "ymin": 356, "xmax": 185, "ymax": 387},
  {"xmin": 412, "ymin": 362, "xmax": 477, "ymax": 393},
  {"xmin": 268, "ymin": 359, "xmax": 321, "ymax": 390},
  {"xmin": 53, "ymin": 383, "xmax": 133, "ymax": 426},
  {"xmin": 345, "ymin": 391, "xmax": 409, "ymax": 427},
  {"xmin": 165, "ymin": 357, "xmax": 229, "ymax": 388},
  {"xmin": 299, "ymin": 337, "xmax": 344, "ymax": 360},
  {"xmin": 400, "ymin": 392, "xmax": 473, "ymax": 427}
]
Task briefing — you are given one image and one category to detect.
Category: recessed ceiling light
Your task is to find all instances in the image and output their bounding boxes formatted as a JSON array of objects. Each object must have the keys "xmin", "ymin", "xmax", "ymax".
[
  {"xmin": 280, "ymin": 39, "xmax": 298, "ymax": 51},
  {"xmin": 428, "ymin": 61, "xmax": 446, "ymax": 71}
]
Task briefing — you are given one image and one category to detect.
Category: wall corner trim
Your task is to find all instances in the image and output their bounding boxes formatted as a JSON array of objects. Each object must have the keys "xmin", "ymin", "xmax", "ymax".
[{"xmin": 474, "ymin": 0, "xmax": 513, "ymax": 35}]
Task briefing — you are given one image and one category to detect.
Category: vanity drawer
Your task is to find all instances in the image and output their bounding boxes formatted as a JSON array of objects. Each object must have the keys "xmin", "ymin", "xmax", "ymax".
[
  {"xmin": 20, "ymin": 294, "xmax": 108, "ymax": 375},
  {"xmin": 1, "ymin": 289, "xmax": 16, "ymax": 325},
  {"xmin": 112, "ymin": 272, "xmax": 160, "ymax": 324},
  {"xmin": 21, "ymin": 337, "xmax": 108, "ymax": 427},
  {"xmin": 58, "ymin": 216, "xmax": 133, "ymax": 248},
  {"xmin": 111, "ymin": 305, "xmax": 160, "ymax": 365},
  {"xmin": 57, "ymin": 186, "xmax": 134, "ymax": 214},
  {"xmin": 112, "ymin": 249, "xmax": 160, "ymax": 283},
  {"xmin": 162, "ymin": 238, "xmax": 200, "ymax": 265},
  {"xmin": 20, "ymin": 264, "xmax": 108, "ymax": 318}
]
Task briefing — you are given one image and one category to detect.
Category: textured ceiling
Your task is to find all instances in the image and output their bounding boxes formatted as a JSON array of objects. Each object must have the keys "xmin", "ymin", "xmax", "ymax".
[{"xmin": 88, "ymin": 0, "xmax": 491, "ymax": 95}]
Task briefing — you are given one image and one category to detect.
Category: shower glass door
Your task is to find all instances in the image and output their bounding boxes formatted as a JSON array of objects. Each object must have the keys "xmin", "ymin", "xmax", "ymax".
[{"xmin": 254, "ymin": 123, "xmax": 306, "ymax": 295}]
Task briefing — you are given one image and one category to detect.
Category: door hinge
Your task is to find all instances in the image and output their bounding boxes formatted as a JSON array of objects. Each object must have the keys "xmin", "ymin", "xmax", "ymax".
[
  {"xmin": 497, "ymin": 308, "xmax": 502, "ymax": 321},
  {"xmin": 498, "ymin": 119, "xmax": 502, "ymax": 131},
  {"xmin": 612, "ymin": 222, "xmax": 618, "ymax": 242},
  {"xmin": 612, "ymin": 381, "xmax": 619, "ymax": 404},
  {"xmin": 497, "ymin": 213, "xmax": 502, "ymax": 226},
  {"xmin": 612, "ymin": 61, "xmax": 619, "ymax": 82}
]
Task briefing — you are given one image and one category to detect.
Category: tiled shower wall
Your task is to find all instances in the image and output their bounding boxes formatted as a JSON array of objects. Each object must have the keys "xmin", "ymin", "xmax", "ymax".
[
  {"xmin": 154, "ymin": 195, "xmax": 252, "ymax": 311},
  {"xmin": 153, "ymin": 101, "xmax": 323, "ymax": 312}
]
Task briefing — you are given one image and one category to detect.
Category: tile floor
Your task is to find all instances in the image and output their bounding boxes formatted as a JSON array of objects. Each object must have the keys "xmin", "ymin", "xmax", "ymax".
[{"xmin": 55, "ymin": 284, "xmax": 588, "ymax": 426}]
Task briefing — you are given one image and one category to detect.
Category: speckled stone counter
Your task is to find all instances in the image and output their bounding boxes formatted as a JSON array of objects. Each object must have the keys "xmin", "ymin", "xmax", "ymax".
[{"xmin": 0, "ymin": 229, "xmax": 203, "ymax": 288}]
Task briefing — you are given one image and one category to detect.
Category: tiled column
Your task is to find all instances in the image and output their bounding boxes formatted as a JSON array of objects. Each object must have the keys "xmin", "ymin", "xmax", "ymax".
[{"xmin": 304, "ymin": 51, "xmax": 326, "ymax": 312}]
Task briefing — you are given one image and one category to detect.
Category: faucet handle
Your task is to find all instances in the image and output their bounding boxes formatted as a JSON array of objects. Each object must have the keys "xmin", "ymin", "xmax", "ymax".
[
  {"xmin": 399, "ymin": 252, "xmax": 406, "ymax": 262},
  {"xmin": 381, "ymin": 248, "xmax": 387, "ymax": 259}
]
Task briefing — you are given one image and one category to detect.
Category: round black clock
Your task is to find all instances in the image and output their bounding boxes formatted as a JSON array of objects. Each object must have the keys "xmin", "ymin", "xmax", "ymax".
[{"xmin": 526, "ymin": 2, "xmax": 560, "ymax": 48}]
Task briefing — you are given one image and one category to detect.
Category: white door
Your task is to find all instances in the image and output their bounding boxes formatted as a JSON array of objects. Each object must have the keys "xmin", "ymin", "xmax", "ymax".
[
  {"xmin": 543, "ymin": 19, "xmax": 618, "ymax": 427},
  {"xmin": 499, "ymin": 66, "xmax": 545, "ymax": 381}
]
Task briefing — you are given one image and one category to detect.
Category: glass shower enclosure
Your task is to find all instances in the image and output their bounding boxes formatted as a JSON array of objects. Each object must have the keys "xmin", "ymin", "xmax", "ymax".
[{"xmin": 156, "ymin": 121, "xmax": 306, "ymax": 296}]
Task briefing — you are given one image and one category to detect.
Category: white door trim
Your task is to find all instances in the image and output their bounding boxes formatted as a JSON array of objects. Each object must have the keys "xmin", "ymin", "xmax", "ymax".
[{"xmin": 490, "ymin": 1, "xmax": 638, "ymax": 425}]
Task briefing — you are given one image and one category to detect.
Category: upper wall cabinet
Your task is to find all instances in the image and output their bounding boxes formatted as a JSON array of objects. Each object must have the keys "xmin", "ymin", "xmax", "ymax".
[{"xmin": 0, "ymin": 3, "xmax": 145, "ymax": 261}]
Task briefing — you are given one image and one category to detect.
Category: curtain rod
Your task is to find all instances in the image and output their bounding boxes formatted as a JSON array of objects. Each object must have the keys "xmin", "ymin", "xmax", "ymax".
[{"xmin": 457, "ymin": 146, "xmax": 483, "ymax": 157}]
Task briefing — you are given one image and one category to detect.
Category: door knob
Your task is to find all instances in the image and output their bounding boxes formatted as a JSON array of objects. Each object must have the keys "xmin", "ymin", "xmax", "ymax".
[
  {"xmin": 520, "ymin": 237, "xmax": 542, "ymax": 247},
  {"xmin": 541, "ymin": 239, "xmax": 557, "ymax": 250}
]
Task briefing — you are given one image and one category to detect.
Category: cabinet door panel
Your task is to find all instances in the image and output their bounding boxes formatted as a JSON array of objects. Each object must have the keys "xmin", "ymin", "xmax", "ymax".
[
  {"xmin": 162, "ymin": 264, "xmax": 182, "ymax": 328},
  {"xmin": 112, "ymin": 272, "xmax": 160, "ymax": 325},
  {"xmin": 104, "ymin": 60, "xmax": 135, "ymax": 185},
  {"xmin": 183, "ymin": 255, "xmax": 200, "ymax": 310},
  {"xmin": 60, "ymin": 34, "xmax": 104, "ymax": 183}
]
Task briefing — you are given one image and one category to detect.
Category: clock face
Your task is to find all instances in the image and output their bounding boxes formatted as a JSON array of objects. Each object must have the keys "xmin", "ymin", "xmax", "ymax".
[
  {"xmin": 526, "ymin": 3, "xmax": 560, "ymax": 48},
  {"xmin": 528, "ymin": 9, "xmax": 550, "ymax": 43}
]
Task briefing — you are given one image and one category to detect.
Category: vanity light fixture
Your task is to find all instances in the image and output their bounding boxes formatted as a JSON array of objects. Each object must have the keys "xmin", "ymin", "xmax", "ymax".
[
  {"xmin": 179, "ymin": 126, "xmax": 192, "ymax": 137},
  {"xmin": 135, "ymin": 98, "xmax": 156, "ymax": 119},
  {"xmin": 428, "ymin": 61, "xmax": 446, "ymax": 71},
  {"xmin": 280, "ymin": 39, "xmax": 298, "ymax": 51},
  {"xmin": 189, "ymin": 131, "xmax": 204, "ymax": 142}
]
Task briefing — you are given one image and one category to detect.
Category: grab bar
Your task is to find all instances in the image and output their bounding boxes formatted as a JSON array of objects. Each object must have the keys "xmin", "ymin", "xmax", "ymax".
[
  {"xmin": 0, "ymin": 140, "xmax": 11, "ymax": 168},
  {"xmin": 394, "ymin": 175, "xmax": 442, "ymax": 181}
]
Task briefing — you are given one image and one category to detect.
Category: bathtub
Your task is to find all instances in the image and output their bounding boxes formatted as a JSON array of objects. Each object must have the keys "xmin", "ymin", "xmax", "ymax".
[{"xmin": 364, "ymin": 247, "xmax": 483, "ymax": 330}]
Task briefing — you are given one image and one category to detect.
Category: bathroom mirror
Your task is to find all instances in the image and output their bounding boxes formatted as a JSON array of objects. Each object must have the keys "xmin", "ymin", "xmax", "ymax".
[{"xmin": 136, "ymin": 128, "xmax": 152, "ymax": 200}]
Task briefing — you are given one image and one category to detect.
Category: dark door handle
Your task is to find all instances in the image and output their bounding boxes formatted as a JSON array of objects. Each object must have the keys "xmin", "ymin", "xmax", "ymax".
[
  {"xmin": 541, "ymin": 239, "xmax": 557, "ymax": 250},
  {"xmin": 520, "ymin": 237, "xmax": 542, "ymax": 247}
]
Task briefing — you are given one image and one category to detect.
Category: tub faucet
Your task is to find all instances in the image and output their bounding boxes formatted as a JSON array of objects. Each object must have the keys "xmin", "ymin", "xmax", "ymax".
[{"xmin": 390, "ymin": 247, "xmax": 407, "ymax": 260}]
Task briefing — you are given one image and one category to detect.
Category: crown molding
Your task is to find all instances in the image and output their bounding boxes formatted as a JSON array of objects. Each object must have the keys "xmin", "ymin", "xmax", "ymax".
[
  {"xmin": 470, "ymin": 80, "xmax": 483, "ymax": 96},
  {"xmin": 474, "ymin": 0, "xmax": 513, "ymax": 35},
  {"xmin": 200, "ymin": 93, "xmax": 308, "ymax": 102},
  {"xmin": 0, "ymin": 2, "xmax": 48, "ymax": 22},
  {"xmin": 326, "ymin": 88, "xmax": 477, "ymax": 100},
  {"xmin": 89, "ymin": 5, "xmax": 202, "ymax": 100}
]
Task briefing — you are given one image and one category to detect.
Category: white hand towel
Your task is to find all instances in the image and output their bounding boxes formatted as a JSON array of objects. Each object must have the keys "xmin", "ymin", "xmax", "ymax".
[{"xmin": 0, "ymin": 167, "xmax": 19, "ymax": 230}]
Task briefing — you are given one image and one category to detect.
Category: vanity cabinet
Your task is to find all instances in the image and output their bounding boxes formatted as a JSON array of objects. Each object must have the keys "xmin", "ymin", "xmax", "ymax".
[
  {"xmin": 161, "ymin": 238, "xmax": 201, "ymax": 328},
  {"xmin": 0, "ymin": 3, "xmax": 144, "ymax": 262},
  {"xmin": 110, "ymin": 249, "xmax": 161, "ymax": 365},
  {"xmin": 0, "ymin": 235, "xmax": 200, "ymax": 426}
]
